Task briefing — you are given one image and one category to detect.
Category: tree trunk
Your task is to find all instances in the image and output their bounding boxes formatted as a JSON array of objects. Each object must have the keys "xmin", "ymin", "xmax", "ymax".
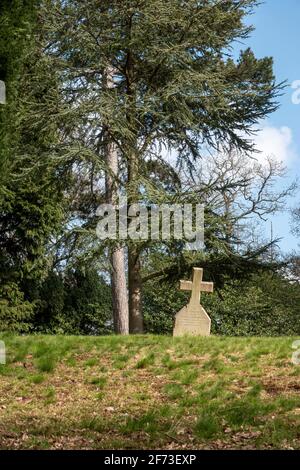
[
  {"xmin": 124, "ymin": 46, "xmax": 144, "ymax": 333},
  {"xmin": 111, "ymin": 247, "xmax": 129, "ymax": 335},
  {"xmin": 128, "ymin": 245, "xmax": 143, "ymax": 333},
  {"xmin": 127, "ymin": 152, "xmax": 144, "ymax": 333},
  {"xmin": 105, "ymin": 140, "xmax": 129, "ymax": 335},
  {"xmin": 105, "ymin": 68, "xmax": 129, "ymax": 335}
]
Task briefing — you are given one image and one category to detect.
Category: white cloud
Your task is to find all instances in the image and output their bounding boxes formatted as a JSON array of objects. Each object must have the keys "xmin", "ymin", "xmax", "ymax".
[
  {"xmin": 155, "ymin": 125, "xmax": 298, "ymax": 169},
  {"xmin": 253, "ymin": 125, "xmax": 296, "ymax": 165}
]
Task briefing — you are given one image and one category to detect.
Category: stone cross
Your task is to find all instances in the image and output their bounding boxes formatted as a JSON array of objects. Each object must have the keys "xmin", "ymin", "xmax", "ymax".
[
  {"xmin": 180, "ymin": 268, "xmax": 214, "ymax": 307},
  {"xmin": 173, "ymin": 267, "xmax": 214, "ymax": 337}
]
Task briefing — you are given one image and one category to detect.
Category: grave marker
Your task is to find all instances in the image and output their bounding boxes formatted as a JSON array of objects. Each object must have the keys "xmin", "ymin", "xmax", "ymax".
[{"xmin": 173, "ymin": 267, "xmax": 214, "ymax": 336}]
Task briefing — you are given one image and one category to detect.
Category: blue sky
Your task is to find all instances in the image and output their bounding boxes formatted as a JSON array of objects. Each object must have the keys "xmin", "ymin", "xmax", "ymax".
[{"xmin": 241, "ymin": 0, "xmax": 300, "ymax": 252}]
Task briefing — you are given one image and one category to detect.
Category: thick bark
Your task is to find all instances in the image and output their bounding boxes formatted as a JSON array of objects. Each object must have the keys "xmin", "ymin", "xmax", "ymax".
[
  {"xmin": 105, "ymin": 68, "xmax": 129, "ymax": 335},
  {"xmin": 124, "ymin": 43, "xmax": 144, "ymax": 333},
  {"xmin": 127, "ymin": 153, "xmax": 144, "ymax": 333},
  {"xmin": 128, "ymin": 245, "xmax": 143, "ymax": 333},
  {"xmin": 105, "ymin": 140, "xmax": 129, "ymax": 335},
  {"xmin": 111, "ymin": 247, "xmax": 129, "ymax": 334}
]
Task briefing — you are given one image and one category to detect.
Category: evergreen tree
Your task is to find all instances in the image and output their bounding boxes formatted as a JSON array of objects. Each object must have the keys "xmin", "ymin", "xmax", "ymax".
[
  {"xmin": 20, "ymin": 0, "xmax": 283, "ymax": 332},
  {"xmin": 34, "ymin": 268, "xmax": 112, "ymax": 334},
  {"xmin": 0, "ymin": 0, "xmax": 65, "ymax": 331}
]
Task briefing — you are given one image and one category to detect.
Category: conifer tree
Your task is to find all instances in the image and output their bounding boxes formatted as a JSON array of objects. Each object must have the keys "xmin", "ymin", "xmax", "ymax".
[
  {"xmin": 0, "ymin": 0, "xmax": 64, "ymax": 331},
  {"xmin": 22, "ymin": 0, "xmax": 283, "ymax": 332}
]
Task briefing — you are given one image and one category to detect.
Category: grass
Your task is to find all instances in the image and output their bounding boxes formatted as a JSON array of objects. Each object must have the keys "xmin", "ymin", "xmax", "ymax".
[{"xmin": 0, "ymin": 334, "xmax": 300, "ymax": 449}]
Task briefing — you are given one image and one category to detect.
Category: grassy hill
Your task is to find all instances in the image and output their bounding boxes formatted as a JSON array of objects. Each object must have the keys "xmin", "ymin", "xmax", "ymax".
[{"xmin": 0, "ymin": 334, "xmax": 300, "ymax": 450}]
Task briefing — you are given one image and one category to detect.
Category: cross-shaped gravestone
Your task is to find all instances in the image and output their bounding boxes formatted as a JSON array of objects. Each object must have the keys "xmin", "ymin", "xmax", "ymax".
[{"xmin": 173, "ymin": 267, "xmax": 214, "ymax": 337}]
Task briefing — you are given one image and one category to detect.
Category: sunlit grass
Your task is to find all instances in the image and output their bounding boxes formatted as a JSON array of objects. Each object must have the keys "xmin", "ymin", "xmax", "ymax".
[{"xmin": 0, "ymin": 334, "xmax": 299, "ymax": 449}]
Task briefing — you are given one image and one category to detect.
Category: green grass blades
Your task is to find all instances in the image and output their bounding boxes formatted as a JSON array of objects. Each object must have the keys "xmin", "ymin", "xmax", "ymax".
[{"xmin": 0, "ymin": 334, "xmax": 299, "ymax": 449}]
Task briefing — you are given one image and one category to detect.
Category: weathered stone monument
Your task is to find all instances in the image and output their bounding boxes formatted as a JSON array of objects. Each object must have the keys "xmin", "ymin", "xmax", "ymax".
[
  {"xmin": 0, "ymin": 341, "xmax": 6, "ymax": 365},
  {"xmin": 0, "ymin": 80, "xmax": 6, "ymax": 105},
  {"xmin": 173, "ymin": 267, "xmax": 214, "ymax": 337}
]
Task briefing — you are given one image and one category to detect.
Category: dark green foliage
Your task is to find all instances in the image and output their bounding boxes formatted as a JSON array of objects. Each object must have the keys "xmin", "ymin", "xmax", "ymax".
[
  {"xmin": 0, "ymin": 0, "xmax": 66, "ymax": 332},
  {"xmin": 0, "ymin": 283, "xmax": 34, "ymax": 332},
  {"xmin": 33, "ymin": 269, "xmax": 113, "ymax": 335},
  {"xmin": 206, "ymin": 273, "xmax": 300, "ymax": 336},
  {"xmin": 143, "ymin": 280, "xmax": 185, "ymax": 334},
  {"xmin": 143, "ymin": 271, "xmax": 300, "ymax": 336},
  {"xmin": 0, "ymin": 0, "xmax": 38, "ymax": 186},
  {"xmin": 62, "ymin": 269, "xmax": 113, "ymax": 335},
  {"xmin": 0, "ymin": 175, "xmax": 63, "ymax": 282}
]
